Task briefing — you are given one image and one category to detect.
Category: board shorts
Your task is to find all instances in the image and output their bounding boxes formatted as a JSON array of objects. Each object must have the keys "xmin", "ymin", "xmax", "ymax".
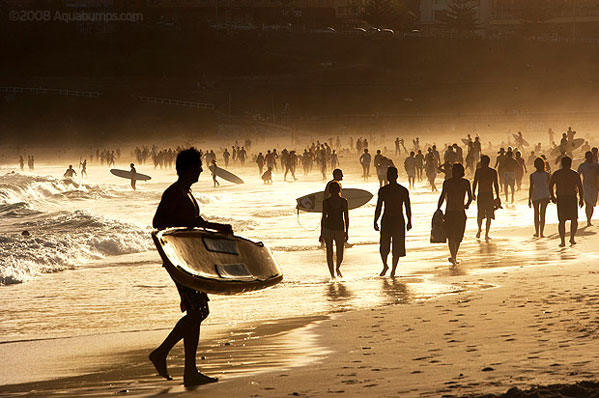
[
  {"xmin": 444, "ymin": 210, "xmax": 467, "ymax": 243},
  {"xmin": 380, "ymin": 216, "xmax": 406, "ymax": 257},
  {"xmin": 407, "ymin": 169, "xmax": 416, "ymax": 178},
  {"xmin": 477, "ymin": 191, "xmax": 495, "ymax": 220},
  {"xmin": 532, "ymin": 198, "xmax": 550, "ymax": 206},
  {"xmin": 503, "ymin": 172, "xmax": 516, "ymax": 186},
  {"xmin": 322, "ymin": 228, "xmax": 345, "ymax": 246},
  {"xmin": 173, "ymin": 278, "xmax": 210, "ymax": 317},
  {"xmin": 557, "ymin": 195, "xmax": 578, "ymax": 221}
]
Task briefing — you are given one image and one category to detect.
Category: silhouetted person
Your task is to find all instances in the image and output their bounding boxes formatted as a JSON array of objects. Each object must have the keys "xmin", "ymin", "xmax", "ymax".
[
  {"xmin": 262, "ymin": 166, "xmax": 273, "ymax": 184},
  {"xmin": 19, "ymin": 156, "xmax": 24, "ymax": 171},
  {"xmin": 80, "ymin": 159, "xmax": 87, "ymax": 177},
  {"xmin": 211, "ymin": 160, "xmax": 220, "ymax": 187},
  {"xmin": 325, "ymin": 169, "xmax": 343, "ymax": 199},
  {"xmin": 549, "ymin": 156, "xmax": 583, "ymax": 247},
  {"xmin": 437, "ymin": 163, "xmax": 472, "ymax": 266},
  {"xmin": 64, "ymin": 165, "xmax": 77, "ymax": 178},
  {"xmin": 319, "ymin": 182, "xmax": 349, "ymax": 278},
  {"xmin": 130, "ymin": 163, "xmax": 137, "ymax": 190},
  {"xmin": 151, "ymin": 148, "xmax": 232, "ymax": 386},
  {"xmin": 360, "ymin": 149, "xmax": 371, "ymax": 180},
  {"xmin": 473, "ymin": 155, "xmax": 500, "ymax": 241},
  {"xmin": 374, "ymin": 167, "xmax": 412, "ymax": 278},
  {"xmin": 577, "ymin": 151, "xmax": 599, "ymax": 227},
  {"xmin": 528, "ymin": 157, "xmax": 551, "ymax": 238},
  {"xmin": 404, "ymin": 151, "xmax": 417, "ymax": 189},
  {"xmin": 223, "ymin": 148, "xmax": 230, "ymax": 167}
]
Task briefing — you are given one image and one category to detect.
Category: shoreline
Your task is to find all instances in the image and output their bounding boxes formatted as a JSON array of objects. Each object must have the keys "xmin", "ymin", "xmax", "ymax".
[{"xmin": 2, "ymin": 219, "xmax": 598, "ymax": 396}]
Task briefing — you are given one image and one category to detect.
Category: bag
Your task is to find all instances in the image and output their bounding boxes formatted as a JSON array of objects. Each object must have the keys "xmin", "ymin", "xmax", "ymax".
[{"xmin": 430, "ymin": 209, "xmax": 447, "ymax": 243}]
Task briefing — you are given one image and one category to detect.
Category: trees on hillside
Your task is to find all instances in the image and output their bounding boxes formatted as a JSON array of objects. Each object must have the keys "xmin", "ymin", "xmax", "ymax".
[
  {"xmin": 362, "ymin": 0, "xmax": 420, "ymax": 31},
  {"xmin": 443, "ymin": 0, "xmax": 479, "ymax": 35}
]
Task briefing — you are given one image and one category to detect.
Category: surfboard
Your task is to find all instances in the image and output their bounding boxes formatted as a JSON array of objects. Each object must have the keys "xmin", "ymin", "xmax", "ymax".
[
  {"xmin": 550, "ymin": 138, "xmax": 586, "ymax": 156},
  {"xmin": 209, "ymin": 165, "xmax": 244, "ymax": 184},
  {"xmin": 152, "ymin": 228, "xmax": 282, "ymax": 295},
  {"xmin": 461, "ymin": 138, "xmax": 471, "ymax": 146},
  {"xmin": 110, "ymin": 169, "xmax": 151, "ymax": 181},
  {"xmin": 513, "ymin": 134, "xmax": 529, "ymax": 147},
  {"xmin": 296, "ymin": 188, "xmax": 373, "ymax": 213}
]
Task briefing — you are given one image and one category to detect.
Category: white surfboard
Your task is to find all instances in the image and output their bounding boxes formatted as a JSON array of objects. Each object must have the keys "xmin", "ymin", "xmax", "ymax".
[
  {"xmin": 152, "ymin": 228, "xmax": 282, "ymax": 295},
  {"xmin": 296, "ymin": 188, "xmax": 373, "ymax": 213},
  {"xmin": 110, "ymin": 169, "xmax": 151, "ymax": 181},
  {"xmin": 209, "ymin": 165, "xmax": 244, "ymax": 184}
]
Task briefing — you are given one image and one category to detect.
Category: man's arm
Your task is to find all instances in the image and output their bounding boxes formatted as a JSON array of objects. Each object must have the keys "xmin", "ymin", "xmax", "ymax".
[
  {"xmin": 405, "ymin": 192, "xmax": 412, "ymax": 231},
  {"xmin": 549, "ymin": 172, "xmax": 557, "ymax": 202},
  {"xmin": 437, "ymin": 181, "xmax": 447, "ymax": 210},
  {"xmin": 465, "ymin": 180, "xmax": 473, "ymax": 209},
  {"xmin": 343, "ymin": 200, "xmax": 349, "ymax": 241},
  {"xmin": 374, "ymin": 191, "xmax": 383, "ymax": 231},
  {"xmin": 472, "ymin": 170, "xmax": 479, "ymax": 200},
  {"xmin": 577, "ymin": 173, "xmax": 584, "ymax": 207},
  {"xmin": 493, "ymin": 170, "xmax": 500, "ymax": 202}
]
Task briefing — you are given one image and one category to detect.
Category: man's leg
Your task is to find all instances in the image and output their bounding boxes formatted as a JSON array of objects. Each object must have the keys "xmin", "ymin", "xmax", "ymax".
[
  {"xmin": 558, "ymin": 219, "xmax": 566, "ymax": 247},
  {"xmin": 379, "ymin": 229, "xmax": 390, "ymax": 276},
  {"xmin": 570, "ymin": 219, "xmax": 578, "ymax": 245},
  {"xmin": 485, "ymin": 218, "xmax": 492, "ymax": 240},
  {"xmin": 585, "ymin": 204, "xmax": 593, "ymax": 226},
  {"xmin": 334, "ymin": 233, "xmax": 344, "ymax": 277},
  {"xmin": 539, "ymin": 201, "xmax": 548, "ymax": 237},
  {"xmin": 476, "ymin": 215, "xmax": 483, "ymax": 239},
  {"xmin": 325, "ymin": 238, "xmax": 335, "ymax": 278}
]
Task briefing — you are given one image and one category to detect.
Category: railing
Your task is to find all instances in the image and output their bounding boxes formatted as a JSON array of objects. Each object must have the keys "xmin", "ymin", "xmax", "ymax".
[
  {"xmin": 137, "ymin": 95, "xmax": 215, "ymax": 110},
  {"xmin": 0, "ymin": 86, "xmax": 101, "ymax": 97}
]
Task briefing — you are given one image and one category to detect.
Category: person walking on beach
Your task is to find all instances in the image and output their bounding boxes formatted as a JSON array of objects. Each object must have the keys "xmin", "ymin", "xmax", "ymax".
[
  {"xmin": 374, "ymin": 167, "xmax": 412, "ymax": 278},
  {"xmin": 472, "ymin": 155, "xmax": 500, "ymax": 241},
  {"xmin": 80, "ymin": 159, "xmax": 87, "ymax": 177},
  {"xmin": 151, "ymin": 147, "xmax": 232, "ymax": 386},
  {"xmin": 501, "ymin": 151, "xmax": 518, "ymax": 203},
  {"xmin": 577, "ymin": 151, "xmax": 599, "ymax": 227},
  {"xmin": 404, "ymin": 151, "xmax": 417, "ymax": 189},
  {"xmin": 424, "ymin": 148, "xmax": 438, "ymax": 192},
  {"xmin": 549, "ymin": 156, "xmax": 584, "ymax": 247},
  {"xmin": 528, "ymin": 157, "xmax": 551, "ymax": 238},
  {"xmin": 360, "ymin": 149, "xmax": 371, "ymax": 181},
  {"xmin": 320, "ymin": 182, "xmax": 349, "ymax": 278},
  {"xmin": 437, "ymin": 163, "xmax": 472, "ymax": 266},
  {"xmin": 325, "ymin": 169, "xmax": 343, "ymax": 199}
]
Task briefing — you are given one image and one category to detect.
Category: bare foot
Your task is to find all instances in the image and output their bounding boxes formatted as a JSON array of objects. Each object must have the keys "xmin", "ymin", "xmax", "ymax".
[
  {"xmin": 533, "ymin": 233, "xmax": 539, "ymax": 238},
  {"xmin": 336, "ymin": 267, "xmax": 343, "ymax": 278},
  {"xmin": 379, "ymin": 265, "xmax": 389, "ymax": 276},
  {"xmin": 559, "ymin": 242, "xmax": 566, "ymax": 247},
  {"xmin": 448, "ymin": 257, "xmax": 456, "ymax": 265},
  {"xmin": 485, "ymin": 235, "xmax": 491, "ymax": 242},
  {"xmin": 570, "ymin": 239, "xmax": 577, "ymax": 245},
  {"xmin": 476, "ymin": 231, "xmax": 481, "ymax": 239},
  {"xmin": 149, "ymin": 350, "xmax": 172, "ymax": 381},
  {"xmin": 184, "ymin": 372, "xmax": 218, "ymax": 387}
]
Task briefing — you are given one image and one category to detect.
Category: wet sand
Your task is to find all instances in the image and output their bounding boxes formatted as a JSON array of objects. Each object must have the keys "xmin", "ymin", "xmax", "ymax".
[{"xmin": 3, "ymin": 222, "xmax": 599, "ymax": 397}]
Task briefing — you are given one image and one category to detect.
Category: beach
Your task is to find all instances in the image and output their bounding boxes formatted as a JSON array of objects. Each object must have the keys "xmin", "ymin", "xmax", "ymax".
[{"xmin": 1, "ymin": 142, "xmax": 599, "ymax": 397}]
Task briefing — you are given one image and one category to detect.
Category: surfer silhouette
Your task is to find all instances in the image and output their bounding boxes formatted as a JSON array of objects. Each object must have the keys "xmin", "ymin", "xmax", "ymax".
[
  {"xmin": 130, "ymin": 163, "xmax": 137, "ymax": 190},
  {"xmin": 319, "ymin": 181, "xmax": 349, "ymax": 278},
  {"xmin": 437, "ymin": 163, "xmax": 472, "ymax": 266},
  {"xmin": 374, "ymin": 167, "xmax": 412, "ymax": 278},
  {"xmin": 151, "ymin": 148, "xmax": 232, "ymax": 386},
  {"xmin": 63, "ymin": 165, "xmax": 77, "ymax": 178},
  {"xmin": 472, "ymin": 155, "xmax": 500, "ymax": 241},
  {"xmin": 549, "ymin": 156, "xmax": 583, "ymax": 247},
  {"xmin": 211, "ymin": 160, "xmax": 220, "ymax": 187}
]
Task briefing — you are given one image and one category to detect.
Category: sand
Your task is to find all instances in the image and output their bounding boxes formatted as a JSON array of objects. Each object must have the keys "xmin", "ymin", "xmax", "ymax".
[{"xmin": 2, "ymin": 221, "xmax": 599, "ymax": 397}]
